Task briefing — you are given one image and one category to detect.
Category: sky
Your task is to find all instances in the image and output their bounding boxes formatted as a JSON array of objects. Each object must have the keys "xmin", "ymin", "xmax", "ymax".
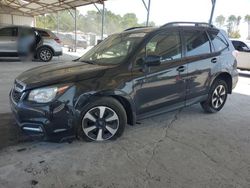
[{"xmin": 78, "ymin": 0, "xmax": 250, "ymax": 39}]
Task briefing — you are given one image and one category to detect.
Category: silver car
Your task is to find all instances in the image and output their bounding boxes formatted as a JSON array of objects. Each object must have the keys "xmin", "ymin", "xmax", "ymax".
[{"xmin": 0, "ymin": 26, "xmax": 62, "ymax": 62}]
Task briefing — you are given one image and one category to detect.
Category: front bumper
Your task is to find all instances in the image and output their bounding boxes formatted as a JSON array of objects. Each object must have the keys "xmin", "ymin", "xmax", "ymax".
[{"xmin": 9, "ymin": 89, "xmax": 77, "ymax": 141}]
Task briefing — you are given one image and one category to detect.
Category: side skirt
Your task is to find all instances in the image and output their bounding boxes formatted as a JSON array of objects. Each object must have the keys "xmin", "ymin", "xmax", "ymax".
[{"xmin": 136, "ymin": 94, "xmax": 208, "ymax": 121}]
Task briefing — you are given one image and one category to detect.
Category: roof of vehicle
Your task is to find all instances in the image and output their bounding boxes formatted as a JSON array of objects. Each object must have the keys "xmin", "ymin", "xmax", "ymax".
[
  {"xmin": 121, "ymin": 22, "xmax": 218, "ymax": 35},
  {"xmin": 0, "ymin": 25, "xmax": 51, "ymax": 31}
]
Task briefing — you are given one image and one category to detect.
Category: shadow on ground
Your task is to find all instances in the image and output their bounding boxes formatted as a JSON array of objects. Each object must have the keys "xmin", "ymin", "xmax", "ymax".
[{"xmin": 0, "ymin": 113, "xmax": 33, "ymax": 150}]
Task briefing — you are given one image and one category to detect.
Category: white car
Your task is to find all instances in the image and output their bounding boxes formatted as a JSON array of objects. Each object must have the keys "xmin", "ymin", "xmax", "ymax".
[
  {"xmin": 0, "ymin": 26, "xmax": 63, "ymax": 62},
  {"xmin": 231, "ymin": 39, "xmax": 250, "ymax": 71}
]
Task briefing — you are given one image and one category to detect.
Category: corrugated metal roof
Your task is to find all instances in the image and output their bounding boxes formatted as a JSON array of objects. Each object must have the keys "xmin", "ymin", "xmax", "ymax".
[{"xmin": 0, "ymin": 0, "xmax": 105, "ymax": 16}]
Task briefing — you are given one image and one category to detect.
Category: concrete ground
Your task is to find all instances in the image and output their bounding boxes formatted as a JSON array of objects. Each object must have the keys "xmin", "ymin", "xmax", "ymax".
[{"xmin": 0, "ymin": 56, "xmax": 250, "ymax": 188}]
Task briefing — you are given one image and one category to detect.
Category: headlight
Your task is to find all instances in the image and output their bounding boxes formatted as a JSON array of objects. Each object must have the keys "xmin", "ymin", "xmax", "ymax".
[{"xmin": 28, "ymin": 85, "xmax": 69, "ymax": 103}]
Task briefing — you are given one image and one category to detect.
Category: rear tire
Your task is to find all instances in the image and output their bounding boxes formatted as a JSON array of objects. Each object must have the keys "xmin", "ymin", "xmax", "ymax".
[
  {"xmin": 37, "ymin": 47, "xmax": 53, "ymax": 62},
  {"xmin": 201, "ymin": 79, "xmax": 228, "ymax": 113},
  {"xmin": 78, "ymin": 97, "xmax": 127, "ymax": 142}
]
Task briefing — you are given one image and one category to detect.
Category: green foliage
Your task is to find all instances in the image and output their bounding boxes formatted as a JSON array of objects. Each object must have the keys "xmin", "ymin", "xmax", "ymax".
[
  {"xmin": 215, "ymin": 15, "xmax": 225, "ymax": 28},
  {"xmin": 229, "ymin": 31, "xmax": 241, "ymax": 38},
  {"xmin": 35, "ymin": 9, "xmax": 155, "ymax": 35},
  {"xmin": 245, "ymin": 15, "xmax": 250, "ymax": 22},
  {"xmin": 227, "ymin": 15, "xmax": 241, "ymax": 38},
  {"xmin": 245, "ymin": 15, "xmax": 250, "ymax": 40}
]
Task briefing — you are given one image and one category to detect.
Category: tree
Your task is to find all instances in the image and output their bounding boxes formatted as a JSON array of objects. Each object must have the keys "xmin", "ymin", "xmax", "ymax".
[
  {"xmin": 35, "ymin": 10, "xmax": 148, "ymax": 35},
  {"xmin": 236, "ymin": 16, "xmax": 242, "ymax": 30},
  {"xmin": 215, "ymin": 15, "xmax": 225, "ymax": 28},
  {"xmin": 245, "ymin": 15, "xmax": 250, "ymax": 40},
  {"xmin": 121, "ymin": 13, "xmax": 140, "ymax": 30},
  {"xmin": 227, "ymin": 15, "xmax": 241, "ymax": 38}
]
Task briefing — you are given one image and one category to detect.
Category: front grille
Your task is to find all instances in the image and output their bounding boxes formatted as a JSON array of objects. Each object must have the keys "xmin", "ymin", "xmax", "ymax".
[
  {"xmin": 12, "ymin": 89, "xmax": 23, "ymax": 104},
  {"xmin": 14, "ymin": 80, "xmax": 25, "ymax": 92}
]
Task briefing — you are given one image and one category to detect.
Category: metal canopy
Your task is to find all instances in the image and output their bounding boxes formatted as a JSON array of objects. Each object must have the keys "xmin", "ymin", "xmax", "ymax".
[{"xmin": 0, "ymin": 0, "xmax": 105, "ymax": 16}]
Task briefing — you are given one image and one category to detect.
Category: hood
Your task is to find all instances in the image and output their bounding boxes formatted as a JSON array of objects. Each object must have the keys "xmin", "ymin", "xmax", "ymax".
[{"xmin": 16, "ymin": 61, "xmax": 112, "ymax": 89}]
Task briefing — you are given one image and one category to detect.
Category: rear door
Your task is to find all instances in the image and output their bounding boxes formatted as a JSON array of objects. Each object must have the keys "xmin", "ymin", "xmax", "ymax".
[
  {"xmin": 0, "ymin": 27, "xmax": 18, "ymax": 55},
  {"xmin": 182, "ymin": 28, "xmax": 217, "ymax": 102}
]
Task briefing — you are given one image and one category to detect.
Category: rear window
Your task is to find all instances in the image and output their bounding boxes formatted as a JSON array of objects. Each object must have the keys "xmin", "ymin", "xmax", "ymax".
[
  {"xmin": 37, "ymin": 30, "xmax": 50, "ymax": 37},
  {"xmin": 209, "ymin": 31, "xmax": 229, "ymax": 52},
  {"xmin": 184, "ymin": 31, "xmax": 211, "ymax": 57}
]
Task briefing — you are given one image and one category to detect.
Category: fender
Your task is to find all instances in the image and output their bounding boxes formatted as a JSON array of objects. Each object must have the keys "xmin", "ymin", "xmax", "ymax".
[
  {"xmin": 74, "ymin": 89, "xmax": 136, "ymax": 126},
  {"xmin": 209, "ymin": 71, "xmax": 233, "ymax": 93}
]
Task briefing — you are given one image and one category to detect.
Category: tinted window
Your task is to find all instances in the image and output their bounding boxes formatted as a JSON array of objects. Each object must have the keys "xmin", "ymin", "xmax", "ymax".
[
  {"xmin": 232, "ymin": 40, "xmax": 249, "ymax": 51},
  {"xmin": 184, "ymin": 31, "xmax": 211, "ymax": 57},
  {"xmin": 0, "ymin": 27, "xmax": 17, "ymax": 37},
  {"xmin": 37, "ymin": 30, "xmax": 50, "ymax": 37},
  {"xmin": 19, "ymin": 27, "xmax": 34, "ymax": 37},
  {"xmin": 209, "ymin": 32, "xmax": 228, "ymax": 52},
  {"xmin": 145, "ymin": 31, "xmax": 182, "ymax": 62}
]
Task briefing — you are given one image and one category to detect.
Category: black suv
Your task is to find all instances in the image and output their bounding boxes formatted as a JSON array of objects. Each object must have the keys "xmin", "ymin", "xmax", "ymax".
[{"xmin": 9, "ymin": 22, "xmax": 238, "ymax": 142}]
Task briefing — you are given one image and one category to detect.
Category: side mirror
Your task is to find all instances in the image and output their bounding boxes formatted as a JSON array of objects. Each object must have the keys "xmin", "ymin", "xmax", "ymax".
[{"xmin": 143, "ymin": 55, "xmax": 161, "ymax": 66}]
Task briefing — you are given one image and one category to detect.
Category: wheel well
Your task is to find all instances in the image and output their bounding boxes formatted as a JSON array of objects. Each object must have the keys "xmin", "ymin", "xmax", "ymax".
[
  {"xmin": 37, "ymin": 45, "xmax": 55, "ymax": 55},
  {"xmin": 215, "ymin": 73, "xmax": 233, "ymax": 94},
  {"xmin": 110, "ymin": 95, "xmax": 135, "ymax": 126}
]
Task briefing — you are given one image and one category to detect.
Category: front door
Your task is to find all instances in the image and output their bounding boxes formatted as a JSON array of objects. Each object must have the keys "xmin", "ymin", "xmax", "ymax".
[{"xmin": 132, "ymin": 30, "xmax": 187, "ymax": 116}]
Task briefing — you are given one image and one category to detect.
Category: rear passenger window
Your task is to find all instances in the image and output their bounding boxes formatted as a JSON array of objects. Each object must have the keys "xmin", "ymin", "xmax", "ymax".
[
  {"xmin": 209, "ymin": 32, "xmax": 228, "ymax": 52},
  {"xmin": 37, "ymin": 30, "xmax": 50, "ymax": 37},
  {"xmin": 184, "ymin": 31, "xmax": 211, "ymax": 57}
]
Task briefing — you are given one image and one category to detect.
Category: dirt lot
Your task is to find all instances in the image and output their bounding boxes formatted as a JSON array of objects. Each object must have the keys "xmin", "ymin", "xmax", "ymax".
[{"xmin": 0, "ymin": 58, "xmax": 250, "ymax": 188}]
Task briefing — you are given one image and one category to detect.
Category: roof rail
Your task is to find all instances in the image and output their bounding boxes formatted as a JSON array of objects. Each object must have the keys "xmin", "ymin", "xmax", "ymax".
[
  {"xmin": 161, "ymin": 22, "xmax": 215, "ymax": 28},
  {"xmin": 124, "ymin": 26, "xmax": 149, "ymax": 31}
]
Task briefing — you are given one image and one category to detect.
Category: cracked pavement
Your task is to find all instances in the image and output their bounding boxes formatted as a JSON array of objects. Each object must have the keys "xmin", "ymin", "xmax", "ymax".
[{"xmin": 0, "ymin": 61, "xmax": 250, "ymax": 188}]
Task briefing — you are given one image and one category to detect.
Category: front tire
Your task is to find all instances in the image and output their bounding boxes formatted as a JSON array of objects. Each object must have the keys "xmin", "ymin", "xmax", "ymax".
[
  {"xmin": 78, "ymin": 97, "xmax": 127, "ymax": 142},
  {"xmin": 37, "ymin": 47, "xmax": 53, "ymax": 62},
  {"xmin": 201, "ymin": 79, "xmax": 228, "ymax": 113}
]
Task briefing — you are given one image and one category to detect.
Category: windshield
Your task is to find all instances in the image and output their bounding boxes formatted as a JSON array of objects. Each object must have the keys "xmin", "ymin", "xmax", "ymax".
[{"xmin": 79, "ymin": 32, "xmax": 147, "ymax": 65}]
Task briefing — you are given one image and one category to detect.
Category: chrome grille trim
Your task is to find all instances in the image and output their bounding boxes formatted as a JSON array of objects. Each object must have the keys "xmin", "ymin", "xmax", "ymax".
[
  {"xmin": 11, "ymin": 89, "xmax": 24, "ymax": 105},
  {"xmin": 14, "ymin": 80, "xmax": 26, "ymax": 92}
]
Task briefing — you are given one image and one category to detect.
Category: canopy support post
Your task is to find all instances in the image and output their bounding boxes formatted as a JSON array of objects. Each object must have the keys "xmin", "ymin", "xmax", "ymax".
[
  {"xmin": 141, "ymin": 0, "xmax": 151, "ymax": 26},
  {"xmin": 209, "ymin": 0, "xmax": 216, "ymax": 25}
]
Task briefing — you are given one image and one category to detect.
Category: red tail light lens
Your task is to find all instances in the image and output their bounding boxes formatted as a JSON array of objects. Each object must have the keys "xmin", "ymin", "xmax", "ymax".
[
  {"xmin": 55, "ymin": 37, "xmax": 61, "ymax": 44},
  {"xmin": 232, "ymin": 50, "xmax": 238, "ymax": 58}
]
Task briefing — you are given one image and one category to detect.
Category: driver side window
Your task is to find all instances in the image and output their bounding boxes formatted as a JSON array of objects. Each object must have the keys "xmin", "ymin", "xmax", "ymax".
[
  {"xmin": 136, "ymin": 31, "xmax": 182, "ymax": 67},
  {"xmin": 146, "ymin": 31, "xmax": 181, "ymax": 61}
]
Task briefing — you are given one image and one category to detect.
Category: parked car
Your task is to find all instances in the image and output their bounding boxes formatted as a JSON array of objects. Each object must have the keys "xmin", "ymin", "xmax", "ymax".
[
  {"xmin": 231, "ymin": 39, "xmax": 250, "ymax": 71},
  {"xmin": 0, "ymin": 26, "xmax": 62, "ymax": 62},
  {"xmin": 63, "ymin": 34, "xmax": 87, "ymax": 51},
  {"xmin": 9, "ymin": 22, "xmax": 238, "ymax": 142}
]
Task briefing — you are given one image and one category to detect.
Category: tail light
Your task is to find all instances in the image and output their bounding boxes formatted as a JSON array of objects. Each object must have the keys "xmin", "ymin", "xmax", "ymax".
[
  {"xmin": 232, "ymin": 50, "xmax": 238, "ymax": 58},
  {"xmin": 232, "ymin": 50, "xmax": 238, "ymax": 69},
  {"xmin": 54, "ymin": 37, "xmax": 61, "ymax": 44}
]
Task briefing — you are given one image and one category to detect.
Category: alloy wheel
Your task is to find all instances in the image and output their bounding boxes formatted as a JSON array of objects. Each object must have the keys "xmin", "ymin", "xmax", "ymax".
[
  {"xmin": 82, "ymin": 106, "xmax": 119, "ymax": 141},
  {"xmin": 211, "ymin": 84, "xmax": 226, "ymax": 109},
  {"xmin": 40, "ymin": 49, "xmax": 52, "ymax": 61}
]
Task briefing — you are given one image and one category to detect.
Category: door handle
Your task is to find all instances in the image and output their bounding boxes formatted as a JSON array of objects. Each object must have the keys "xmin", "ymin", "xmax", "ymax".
[
  {"xmin": 211, "ymin": 57, "xmax": 217, "ymax": 63},
  {"xmin": 176, "ymin": 66, "xmax": 186, "ymax": 72}
]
